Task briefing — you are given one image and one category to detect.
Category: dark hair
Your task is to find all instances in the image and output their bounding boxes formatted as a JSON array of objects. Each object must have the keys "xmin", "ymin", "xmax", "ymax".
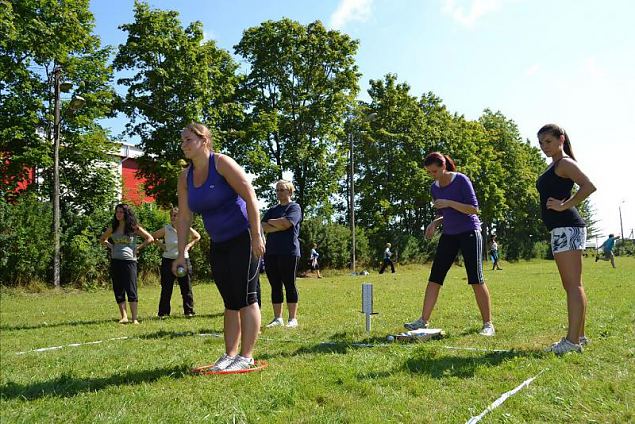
[
  {"xmin": 491, "ymin": 235, "xmax": 497, "ymax": 241},
  {"xmin": 609, "ymin": 233, "xmax": 614, "ymax": 238},
  {"xmin": 424, "ymin": 152, "xmax": 456, "ymax": 172},
  {"xmin": 537, "ymin": 124, "xmax": 576, "ymax": 161},
  {"xmin": 111, "ymin": 203, "xmax": 138, "ymax": 236}
]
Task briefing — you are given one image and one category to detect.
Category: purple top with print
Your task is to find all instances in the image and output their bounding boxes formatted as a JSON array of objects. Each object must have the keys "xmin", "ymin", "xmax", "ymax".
[
  {"xmin": 431, "ymin": 172, "xmax": 481, "ymax": 235},
  {"xmin": 187, "ymin": 154, "xmax": 249, "ymax": 242}
]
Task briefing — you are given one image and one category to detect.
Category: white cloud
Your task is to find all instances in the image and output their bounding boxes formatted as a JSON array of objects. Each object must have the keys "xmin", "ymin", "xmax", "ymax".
[
  {"xmin": 330, "ymin": 0, "xmax": 373, "ymax": 30},
  {"xmin": 442, "ymin": 0, "xmax": 502, "ymax": 28},
  {"xmin": 525, "ymin": 63, "xmax": 541, "ymax": 76}
]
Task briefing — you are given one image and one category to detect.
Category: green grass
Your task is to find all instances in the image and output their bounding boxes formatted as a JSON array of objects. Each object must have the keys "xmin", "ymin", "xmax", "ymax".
[{"xmin": 1, "ymin": 258, "xmax": 634, "ymax": 423}]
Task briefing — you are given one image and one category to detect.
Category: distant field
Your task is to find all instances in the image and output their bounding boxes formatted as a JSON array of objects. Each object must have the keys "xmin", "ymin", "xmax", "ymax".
[{"xmin": 1, "ymin": 258, "xmax": 633, "ymax": 423}]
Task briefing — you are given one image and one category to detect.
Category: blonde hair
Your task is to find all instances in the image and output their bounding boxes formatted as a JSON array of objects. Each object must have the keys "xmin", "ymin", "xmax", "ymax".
[
  {"xmin": 182, "ymin": 122, "xmax": 213, "ymax": 150},
  {"xmin": 276, "ymin": 179, "xmax": 295, "ymax": 196}
]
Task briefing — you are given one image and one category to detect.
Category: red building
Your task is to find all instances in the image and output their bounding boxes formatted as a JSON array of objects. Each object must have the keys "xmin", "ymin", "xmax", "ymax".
[{"xmin": 114, "ymin": 143, "xmax": 156, "ymax": 205}]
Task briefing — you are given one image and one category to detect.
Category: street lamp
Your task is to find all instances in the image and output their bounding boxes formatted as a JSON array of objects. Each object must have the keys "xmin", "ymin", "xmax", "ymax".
[
  {"xmin": 349, "ymin": 112, "xmax": 377, "ymax": 274},
  {"xmin": 52, "ymin": 66, "xmax": 85, "ymax": 287},
  {"xmin": 618, "ymin": 201, "xmax": 625, "ymax": 255}
]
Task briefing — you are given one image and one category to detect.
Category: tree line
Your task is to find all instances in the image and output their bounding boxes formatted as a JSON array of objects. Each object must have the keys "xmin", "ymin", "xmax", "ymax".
[{"xmin": 0, "ymin": 0, "xmax": 598, "ymax": 286}]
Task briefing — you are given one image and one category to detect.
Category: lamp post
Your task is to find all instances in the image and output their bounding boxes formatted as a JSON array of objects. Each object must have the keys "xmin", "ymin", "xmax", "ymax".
[
  {"xmin": 52, "ymin": 66, "xmax": 85, "ymax": 287},
  {"xmin": 618, "ymin": 201, "xmax": 625, "ymax": 255},
  {"xmin": 349, "ymin": 112, "xmax": 377, "ymax": 275}
]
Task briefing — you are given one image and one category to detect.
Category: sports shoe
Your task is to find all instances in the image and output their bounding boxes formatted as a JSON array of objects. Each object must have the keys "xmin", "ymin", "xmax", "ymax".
[
  {"xmin": 479, "ymin": 322, "xmax": 495, "ymax": 337},
  {"xmin": 545, "ymin": 337, "xmax": 582, "ymax": 355},
  {"xmin": 266, "ymin": 317, "xmax": 284, "ymax": 328},
  {"xmin": 211, "ymin": 353, "xmax": 236, "ymax": 371},
  {"xmin": 224, "ymin": 355, "xmax": 254, "ymax": 371},
  {"xmin": 404, "ymin": 317, "xmax": 428, "ymax": 331},
  {"xmin": 286, "ymin": 318, "xmax": 298, "ymax": 328},
  {"xmin": 579, "ymin": 336, "xmax": 590, "ymax": 346}
]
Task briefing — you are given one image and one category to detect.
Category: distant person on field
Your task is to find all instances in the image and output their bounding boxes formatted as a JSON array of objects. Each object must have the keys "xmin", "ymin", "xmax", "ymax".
[
  {"xmin": 404, "ymin": 152, "xmax": 495, "ymax": 337},
  {"xmin": 262, "ymin": 180, "xmax": 303, "ymax": 328},
  {"xmin": 596, "ymin": 234, "xmax": 620, "ymax": 268},
  {"xmin": 100, "ymin": 203, "xmax": 154, "ymax": 324},
  {"xmin": 379, "ymin": 242, "xmax": 395, "ymax": 274},
  {"xmin": 489, "ymin": 235, "xmax": 503, "ymax": 270},
  {"xmin": 536, "ymin": 124, "xmax": 596, "ymax": 355},
  {"xmin": 152, "ymin": 207, "xmax": 201, "ymax": 318},
  {"xmin": 309, "ymin": 243, "xmax": 322, "ymax": 278}
]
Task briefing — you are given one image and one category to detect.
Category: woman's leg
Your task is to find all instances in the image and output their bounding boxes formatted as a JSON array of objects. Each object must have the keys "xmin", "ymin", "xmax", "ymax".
[
  {"xmin": 554, "ymin": 250, "xmax": 585, "ymax": 344},
  {"xmin": 281, "ymin": 256, "xmax": 299, "ymax": 321},
  {"xmin": 158, "ymin": 258, "xmax": 175, "ymax": 316},
  {"xmin": 471, "ymin": 284, "xmax": 492, "ymax": 323},
  {"xmin": 265, "ymin": 255, "xmax": 284, "ymax": 319},
  {"xmin": 421, "ymin": 282, "xmax": 442, "ymax": 321},
  {"xmin": 239, "ymin": 303, "xmax": 260, "ymax": 357}
]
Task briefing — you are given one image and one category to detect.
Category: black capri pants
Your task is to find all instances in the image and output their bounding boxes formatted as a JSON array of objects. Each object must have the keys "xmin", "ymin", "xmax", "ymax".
[
  {"xmin": 265, "ymin": 254, "xmax": 299, "ymax": 304},
  {"xmin": 158, "ymin": 257, "xmax": 194, "ymax": 316},
  {"xmin": 429, "ymin": 230, "xmax": 484, "ymax": 285},
  {"xmin": 209, "ymin": 230, "xmax": 260, "ymax": 311},
  {"xmin": 110, "ymin": 259, "xmax": 138, "ymax": 303}
]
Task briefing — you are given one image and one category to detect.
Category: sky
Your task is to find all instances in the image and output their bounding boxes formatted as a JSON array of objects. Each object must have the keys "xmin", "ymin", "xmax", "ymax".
[{"xmin": 89, "ymin": 0, "xmax": 635, "ymax": 242}]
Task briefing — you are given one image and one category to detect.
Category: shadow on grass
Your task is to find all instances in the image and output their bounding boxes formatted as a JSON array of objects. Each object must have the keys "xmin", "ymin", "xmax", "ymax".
[
  {"xmin": 1, "ymin": 313, "xmax": 224, "ymax": 332},
  {"xmin": 0, "ymin": 364, "xmax": 192, "ymax": 400},
  {"xmin": 358, "ymin": 349, "xmax": 544, "ymax": 380},
  {"xmin": 139, "ymin": 328, "xmax": 224, "ymax": 340},
  {"xmin": 257, "ymin": 333, "xmax": 394, "ymax": 359}
]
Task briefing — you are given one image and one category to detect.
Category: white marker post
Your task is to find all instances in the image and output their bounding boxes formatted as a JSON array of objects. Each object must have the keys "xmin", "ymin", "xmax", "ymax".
[{"xmin": 361, "ymin": 283, "xmax": 376, "ymax": 334}]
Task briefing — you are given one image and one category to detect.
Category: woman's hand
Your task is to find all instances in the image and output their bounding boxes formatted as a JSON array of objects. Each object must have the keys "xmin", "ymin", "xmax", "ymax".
[
  {"xmin": 433, "ymin": 199, "xmax": 452, "ymax": 209},
  {"xmin": 424, "ymin": 222, "xmax": 438, "ymax": 239},
  {"xmin": 252, "ymin": 232, "xmax": 265, "ymax": 257},
  {"xmin": 172, "ymin": 255, "xmax": 187, "ymax": 277},
  {"xmin": 546, "ymin": 197, "xmax": 568, "ymax": 212}
]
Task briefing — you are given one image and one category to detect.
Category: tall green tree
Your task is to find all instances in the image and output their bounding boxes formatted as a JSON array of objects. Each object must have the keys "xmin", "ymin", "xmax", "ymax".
[
  {"xmin": 0, "ymin": 0, "xmax": 117, "ymax": 213},
  {"xmin": 114, "ymin": 1, "xmax": 241, "ymax": 207},
  {"xmin": 233, "ymin": 19, "xmax": 360, "ymax": 215}
]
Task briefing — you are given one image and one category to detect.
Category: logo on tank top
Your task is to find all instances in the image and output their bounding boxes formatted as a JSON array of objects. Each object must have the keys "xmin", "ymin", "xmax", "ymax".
[{"xmin": 209, "ymin": 184, "xmax": 215, "ymax": 189}]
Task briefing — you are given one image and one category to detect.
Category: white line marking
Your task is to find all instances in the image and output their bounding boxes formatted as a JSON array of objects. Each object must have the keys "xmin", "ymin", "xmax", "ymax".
[
  {"xmin": 465, "ymin": 370, "xmax": 546, "ymax": 424},
  {"xmin": 15, "ymin": 337, "xmax": 129, "ymax": 355},
  {"xmin": 443, "ymin": 345, "xmax": 512, "ymax": 353}
]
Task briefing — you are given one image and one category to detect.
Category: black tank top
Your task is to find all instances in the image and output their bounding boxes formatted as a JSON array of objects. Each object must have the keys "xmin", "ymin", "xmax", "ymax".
[{"xmin": 536, "ymin": 159, "xmax": 585, "ymax": 231}]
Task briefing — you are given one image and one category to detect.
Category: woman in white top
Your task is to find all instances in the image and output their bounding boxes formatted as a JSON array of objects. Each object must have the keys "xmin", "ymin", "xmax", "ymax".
[{"xmin": 152, "ymin": 207, "xmax": 201, "ymax": 317}]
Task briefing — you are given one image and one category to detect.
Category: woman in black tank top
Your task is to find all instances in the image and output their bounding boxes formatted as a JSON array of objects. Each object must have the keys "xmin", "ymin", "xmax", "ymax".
[{"xmin": 536, "ymin": 124, "xmax": 596, "ymax": 355}]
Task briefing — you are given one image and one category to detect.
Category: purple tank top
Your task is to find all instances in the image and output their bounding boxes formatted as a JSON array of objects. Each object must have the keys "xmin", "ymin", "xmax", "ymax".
[{"xmin": 187, "ymin": 154, "xmax": 249, "ymax": 242}]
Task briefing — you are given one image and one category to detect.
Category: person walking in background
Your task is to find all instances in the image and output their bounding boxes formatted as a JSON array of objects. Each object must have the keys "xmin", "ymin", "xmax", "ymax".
[
  {"xmin": 153, "ymin": 207, "xmax": 201, "ymax": 318},
  {"xmin": 490, "ymin": 235, "xmax": 503, "ymax": 270},
  {"xmin": 309, "ymin": 243, "xmax": 322, "ymax": 278},
  {"xmin": 596, "ymin": 234, "xmax": 620, "ymax": 268},
  {"xmin": 262, "ymin": 180, "xmax": 303, "ymax": 328},
  {"xmin": 100, "ymin": 203, "xmax": 154, "ymax": 324},
  {"xmin": 536, "ymin": 124, "xmax": 596, "ymax": 355},
  {"xmin": 379, "ymin": 242, "xmax": 395, "ymax": 274},
  {"xmin": 404, "ymin": 152, "xmax": 495, "ymax": 337},
  {"xmin": 173, "ymin": 122, "xmax": 264, "ymax": 371}
]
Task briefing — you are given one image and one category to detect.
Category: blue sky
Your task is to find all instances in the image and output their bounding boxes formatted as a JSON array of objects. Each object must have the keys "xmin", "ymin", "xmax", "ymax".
[{"xmin": 90, "ymin": 0, "xmax": 635, "ymax": 240}]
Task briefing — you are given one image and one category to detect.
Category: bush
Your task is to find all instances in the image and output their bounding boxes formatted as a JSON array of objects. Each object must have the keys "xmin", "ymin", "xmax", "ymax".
[{"xmin": 299, "ymin": 218, "xmax": 370, "ymax": 270}]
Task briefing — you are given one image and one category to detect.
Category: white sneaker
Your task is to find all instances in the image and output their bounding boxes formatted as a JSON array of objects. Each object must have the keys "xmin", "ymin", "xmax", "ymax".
[
  {"xmin": 579, "ymin": 336, "xmax": 590, "ymax": 346},
  {"xmin": 210, "ymin": 353, "xmax": 236, "ymax": 371},
  {"xmin": 545, "ymin": 337, "xmax": 582, "ymax": 355},
  {"xmin": 224, "ymin": 355, "xmax": 254, "ymax": 371},
  {"xmin": 479, "ymin": 322, "xmax": 495, "ymax": 337},
  {"xmin": 266, "ymin": 317, "xmax": 284, "ymax": 328},
  {"xmin": 404, "ymin": 317, "xmax": 428, "ymax": 331},
  {"xmin": 286, "ymin": 318, "xmax": 298, "ymax": 328}
]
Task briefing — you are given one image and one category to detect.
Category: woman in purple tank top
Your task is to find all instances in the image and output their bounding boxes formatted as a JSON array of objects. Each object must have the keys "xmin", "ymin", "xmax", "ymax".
[
  {"xmin": 536, "ymin": 124, "xmax": 596, "ymax": 355},
  {"xmin": 173, "ymin": 123, "xmax": 265, "ymax": 372}
]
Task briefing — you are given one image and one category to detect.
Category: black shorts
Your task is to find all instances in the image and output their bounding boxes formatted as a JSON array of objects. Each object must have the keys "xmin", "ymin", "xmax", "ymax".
[
  {"xmin": 209, "ymin": 230, "xmax": 260, "ymax": 311},
  {"xmin": 429, "ymin": 230, "xmax": 484, "ymax": 285}
]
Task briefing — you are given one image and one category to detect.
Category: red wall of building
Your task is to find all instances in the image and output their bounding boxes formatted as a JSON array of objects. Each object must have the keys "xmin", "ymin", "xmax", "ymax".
[{"xmin": 121, "ymin": 159, "xmax": 155, "ymax": 205}]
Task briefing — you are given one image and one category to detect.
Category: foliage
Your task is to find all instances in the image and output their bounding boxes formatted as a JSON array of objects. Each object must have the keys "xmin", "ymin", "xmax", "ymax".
[
  {"xmin": 232, "ymin": 19, "xmax": 360, "ymax": 216},
  {"xmin": 113, "ymin": 1, "xmax": 242, "ymax": 207},
  {"xmin": 0, "ymin": 0, "xmax": 118, "ymax": 212},
  {"xmin": 299, "ymin": 218, "xmax": 369, "ymax": 270}
]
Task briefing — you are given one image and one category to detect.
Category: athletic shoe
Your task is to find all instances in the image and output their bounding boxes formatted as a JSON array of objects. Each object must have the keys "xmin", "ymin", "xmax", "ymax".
[
  {"xmin": 479, "ymin": 322, "xmax": 496, "ymax": 337},
  {"xmin": 286, "ymin": 318, "xmax": 298, "ymax": 328},
  {"xmin": 210, "ymin": 353, "xmax": 236, "ymax": 371},
  {"xmin": 224, "ymin": 355, "xmax": 254, "ymax": 371},
  {"xmin": 266, "ymin": 317, "xmax": 284, "ymax": 328},
  {"xmin": 579, "ymin": 336, "xmax": 590, "ymax": 346},
  {"xmin": 545, "ymin": 337, "xmax": 582, "ymax": 355},
  {"xmin": 404, "ymin": 317, "xmax": 428, "ymax": 331}
]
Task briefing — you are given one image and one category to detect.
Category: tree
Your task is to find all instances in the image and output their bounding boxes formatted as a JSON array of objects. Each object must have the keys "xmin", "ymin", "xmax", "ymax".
[
  {"xmin": 232, "ymin": 19, "xmax": 360, "ymax": 216},
  {"xmin": 114, "ymin": 0, "xmax": 241, "ymax": 207}
]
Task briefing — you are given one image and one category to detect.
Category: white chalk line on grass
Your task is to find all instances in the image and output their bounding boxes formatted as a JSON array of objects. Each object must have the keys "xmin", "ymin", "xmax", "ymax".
[
  {"xmin": 465, "ymin": 369, "xmax": 547, "ymax": 424},
  {"xmin": 15, "ymin": 336, "xmax": 130, "ymax": 355}
]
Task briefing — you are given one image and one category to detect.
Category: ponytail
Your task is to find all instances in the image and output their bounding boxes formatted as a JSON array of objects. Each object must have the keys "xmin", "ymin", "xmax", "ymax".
[
  {"xmin": 424, "ymin": 151, "xmax": 457, "ymax": 171},
  {"xmin": 537, "ymin": 124, "xmax": 576, "ymax": 161}
]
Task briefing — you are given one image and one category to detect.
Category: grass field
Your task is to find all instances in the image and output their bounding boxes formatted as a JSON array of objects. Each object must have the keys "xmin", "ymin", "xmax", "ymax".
[{"xmin": 1, "ymin": 258, "xmax": 634, "ymax": 423}]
